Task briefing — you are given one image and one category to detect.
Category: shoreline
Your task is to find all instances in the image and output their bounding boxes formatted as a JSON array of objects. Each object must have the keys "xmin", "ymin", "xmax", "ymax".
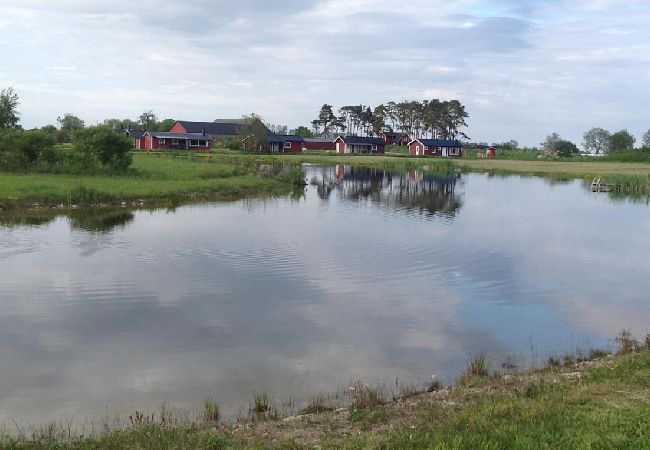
[{"xmin": 2, "ymin": 335, "xmax": 649, "ymax": 448}]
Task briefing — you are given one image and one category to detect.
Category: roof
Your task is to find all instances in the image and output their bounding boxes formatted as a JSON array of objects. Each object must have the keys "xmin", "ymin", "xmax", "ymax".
[
  {"xmin": 410, "ymin": 139, "xmax": 462, "ymax": 147},
  {"xmin": 125, "ymin": 129, "xmax": 146, "ymax": 139},
  {"xmin": 145, "ymin": 131, "xmax": 213, "ymax": 140},
  {"xmin": 267, "ymin": 135, "xmax": 304, "ymax": 143},
  {"xmin": 337, "ymin": 136, "xmax": 386, "ymax": 145},
  {"xmin": 303, "ymin": 138, "xmax": 335, "ymax": 143},
  {"xmin": 172, "ymin": 119, "xmax": 270, "ymax": 136}
]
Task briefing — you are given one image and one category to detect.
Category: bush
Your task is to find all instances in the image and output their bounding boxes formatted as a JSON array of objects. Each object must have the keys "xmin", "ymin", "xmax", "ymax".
[
  {"xmin": 0, "ymin": 129, "xmax": 57, "ymax": 172},
  {"xmin": 73, "ymin": 126, "xmax": 133, "ymax": 173}
]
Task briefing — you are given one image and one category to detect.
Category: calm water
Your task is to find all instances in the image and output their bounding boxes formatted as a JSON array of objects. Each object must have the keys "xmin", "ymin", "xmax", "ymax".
[{"xmin": 1, "ymin": 165, "xmax": 649, "ymax": 427}]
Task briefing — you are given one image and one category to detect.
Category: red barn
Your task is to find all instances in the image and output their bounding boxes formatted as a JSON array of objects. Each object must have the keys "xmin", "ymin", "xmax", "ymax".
[
  {"xmin": 334, "ymin": 136, "xmax": 386, "ymax": 154},
  {"xmin": 143, "ymin": 131, "xmax": 212, "ymax": 151},
  {"xmin": 302, "ymin": 138, "xmax": 336, "ymax": 151},
  {"xmin": 168, "ymin": 119, "xmax": 271, "ymax": 141},
  {"xmin": 408, "ymin": 139, "xmax": 463, "ymax": 157}
]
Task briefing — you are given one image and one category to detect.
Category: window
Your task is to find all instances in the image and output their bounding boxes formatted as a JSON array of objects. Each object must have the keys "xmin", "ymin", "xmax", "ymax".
[
  {"xmin": 190, "ymin": 140, "xmax": 208, "ymax": 147},
  {"xmin": 190, "ymin": 140, "xmax": 199, "ymax": 146},
  {"xmin": 283, "ymin": 141, "xmax": 292, "ymax": 149},
  {"xmin": 159, "ymin": 139, "xmax": 166, "ymax": 145},
  {"xmin": 172, "ymin": 139, "xmax": 179, "ymax": 145},
  {"xmin": 449, "ymin": 147, "xmax": 460, "ymax": 156},
  {"xmin": 371, "ymin": 144, "xmax": 377, "ymax": 151}
]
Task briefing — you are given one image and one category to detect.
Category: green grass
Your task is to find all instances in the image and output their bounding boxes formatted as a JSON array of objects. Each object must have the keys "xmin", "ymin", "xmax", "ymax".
[{"xmin": 0, "ymin": 153, "xmax": 297, "ymax": 208}]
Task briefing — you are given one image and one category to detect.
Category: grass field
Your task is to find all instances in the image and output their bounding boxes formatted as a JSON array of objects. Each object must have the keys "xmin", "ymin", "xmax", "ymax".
[
  {"xmin": 3, "ymin": 339, "xmax": 649, "ymax": 449},
  {"xmin": 454, "ymin": 158, "xmax": 650, "ymax": 177},
  {"xmin": 0, "ymin": 153, "xmax": 296, "ymax": 208}
]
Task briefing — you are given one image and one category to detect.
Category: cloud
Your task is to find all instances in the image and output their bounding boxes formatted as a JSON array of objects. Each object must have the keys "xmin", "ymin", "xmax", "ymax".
[{"xmin": 2, "ymin": 0, "xmax": 649, "ymax": 145}]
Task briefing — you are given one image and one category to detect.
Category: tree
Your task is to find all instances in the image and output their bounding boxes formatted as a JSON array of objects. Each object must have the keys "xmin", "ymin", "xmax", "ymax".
[
  {"xmin": 582, "ymin": 127, "xmax": 611, "ymax": 155},
  {"xmin": 292, "ymin": 126, "xmax": 314, "ymax": 138},
  {"xmin": 499, "ymin": 140, "xmax": 519, "ymax": 151},
  {"xmin": 555, "ymin": 140, "xmax": 579, "ymax": 158},
  {"xmin": 0, "ymin": 87, "xmax": 20, "ymax": 129},
  {"xmin": 609, "ymin": 129, "xmax": 636, "ymax": 152},
  {"xmin": 240, "ymin": 113, "xmax": 270, "ymax": 152},
  {"xmin": 139, "ymin": 110, "xmax": 158, "ymax": 131},
  {"xmin": 158, "ymin": 118, "xmax": 175, "ymax": 132},
  {"xmin": 540, "ymin": 133, "xmax": 561, "ymax": 155},
  {"xmin": 642, "ymin": 129, "xmax": 650, "ymax": 148},
  {"xmin": 312, "ymin": 104, "xmax": 338, "ymax": 137},
  {"xmin": 57, "ymin": 113, "xmax": 85, "ymax": 143}
]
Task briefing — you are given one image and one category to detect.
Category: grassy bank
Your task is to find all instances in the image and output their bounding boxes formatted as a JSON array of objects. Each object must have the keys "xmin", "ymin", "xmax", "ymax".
[
  {"xmin": 3, "ymin": 334, "xmax": 649, "ymax": 449},
  {"xmin": 0, "ymin": 153, "xmax": 302, "ymax": 209}
]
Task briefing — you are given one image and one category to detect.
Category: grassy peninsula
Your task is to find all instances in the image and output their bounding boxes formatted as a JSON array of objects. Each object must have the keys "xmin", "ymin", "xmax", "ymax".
[{"xmin": 3, "ymin": 335, "xmax": 649, "ymax": 449}]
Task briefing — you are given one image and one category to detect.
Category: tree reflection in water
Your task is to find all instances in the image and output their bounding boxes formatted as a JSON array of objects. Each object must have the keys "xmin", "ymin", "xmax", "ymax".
[{"xmin": 309, "ymin": 165, "xmax": 462, "ymax": 218}]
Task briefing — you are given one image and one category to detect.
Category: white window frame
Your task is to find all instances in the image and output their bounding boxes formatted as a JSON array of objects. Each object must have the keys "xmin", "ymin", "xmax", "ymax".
[
  {"xmin": 158, "ymin": 138, "xmax": 166, "ymax": 145},
  {"xmin": 172, "ymin": 139, "xmax": 179, "ymax": 145},
  {"xmin": 283, "ymin": 141, "xmax": 292, "ymax": 149},
  {"xmin": 371, "ymin": 144, "xmax": 378, "ymax": 151},
  {"xmin": 449, "ymin": 147, "xmax": 460, "ymax": 156}
]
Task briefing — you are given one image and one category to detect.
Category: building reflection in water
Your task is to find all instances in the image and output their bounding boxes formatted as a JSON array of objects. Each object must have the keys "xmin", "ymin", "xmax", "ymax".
[{"xmin": 309, "ymin": 164, "xmax": 463, "ymax": 218}]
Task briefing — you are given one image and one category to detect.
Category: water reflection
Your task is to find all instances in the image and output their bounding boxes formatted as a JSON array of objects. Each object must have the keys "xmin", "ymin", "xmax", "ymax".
[
  {"xmin": 0, "ymin": 167, "xmax": 649, "ymax": 429},
  {"xmin": 310, "ymin": 165, "xmax": 462, "ymax": 218},
  {"xmin": 0, "ymin": 209, "xmax": 135, "ymax": 233}
]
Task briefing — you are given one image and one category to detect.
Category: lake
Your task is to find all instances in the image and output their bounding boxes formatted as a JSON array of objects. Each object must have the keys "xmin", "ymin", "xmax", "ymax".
[{"xmin": 1, "ymin": 164, "xmax": 649, "ymax": 427}]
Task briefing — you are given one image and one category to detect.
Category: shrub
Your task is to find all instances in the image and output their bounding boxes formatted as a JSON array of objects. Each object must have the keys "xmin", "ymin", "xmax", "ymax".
[{"xmin": 73, "ymin": 126, "xmax": 133, "ymax": 173}]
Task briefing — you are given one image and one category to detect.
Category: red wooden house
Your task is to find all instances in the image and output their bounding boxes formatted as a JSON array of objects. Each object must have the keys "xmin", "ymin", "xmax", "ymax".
[
  {"xmin": 408, "ymin": 139, "xmax": 463, "ymax": 157},
  {"xmin": 124, "ymin": 129, "xmax": 146, "ymax": 149},
  {"xmin": 142, "ymin": 131, "xmax": 212, "ymax": 151},
  {"xmin": 266, "ymin": 135, "xmax": 304, "ymax": 153},
  {"xmin": 334, "ymin": 136, "xmax": 386, "ymax": 154},
  {"xmin": 302, "ymin": 138, "xmax": 336, "ymax": 151}
]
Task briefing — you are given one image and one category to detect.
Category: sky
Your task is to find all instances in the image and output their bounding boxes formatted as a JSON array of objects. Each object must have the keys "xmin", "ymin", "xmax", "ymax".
[{"xmin": 1, "ymin": 0, "xmax": 649, "ymax": 147}]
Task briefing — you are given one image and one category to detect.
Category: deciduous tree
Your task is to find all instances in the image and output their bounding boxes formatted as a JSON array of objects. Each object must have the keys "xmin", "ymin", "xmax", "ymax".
[
  {"xmin": 57, "ymin": 113, "xmax": 85, "ymax": 143},
  {"xmin": 642, "ymin": 129, "xmax": 650, "ymax": 148},
  {"xmin": 138, "ymin": 110, "xmax": 158, "ymax": 131},
  {"xmin": 609, "ymin": 129, "xmax": 636, "ymax": 152},
  {"xmin": 0, "ymin": 87, "xmax": 20, "ymax": 129},
  {"xmin": 555, "ymin": 139, "xmax": 579, "ymax": 158},
  {"xmin": 582, "ymin": 127, "xmax": 611, "ymax": 155}
]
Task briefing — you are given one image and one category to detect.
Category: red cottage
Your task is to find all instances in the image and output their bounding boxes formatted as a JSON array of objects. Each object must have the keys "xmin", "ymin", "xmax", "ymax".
[
  {"xmin": 302, "ymin": 138, "xmax": 336, "ymax": 151},
  {"xmin": 143, "ymin": 131, "xmax": 212, "ymax": 151},
  {"xmin": 408, "ymin": 139, "xmax": 463, "ymax": 157},
  {"xmin": 124, "ymin": 129, "xmax": 146, "ymax": 149},
  {"xmin": 334, "ymin": 136, "xmax": 386, "ymax": 154},
  {"xmin": 266, "ymin": 135, "xmax": 304, "ymax": 153},
  {"xmin": 380, "ymin": 131, "xmax": 409, "ymax": 146}
]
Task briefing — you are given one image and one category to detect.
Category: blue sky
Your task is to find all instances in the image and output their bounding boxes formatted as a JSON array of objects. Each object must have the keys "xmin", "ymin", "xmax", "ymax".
[{"xmin": 1, "ymin": 0, "xmax": 648, "ymax": 146}]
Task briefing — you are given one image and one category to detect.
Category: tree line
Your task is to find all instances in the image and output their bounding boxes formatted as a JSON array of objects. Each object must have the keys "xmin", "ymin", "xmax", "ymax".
[
  {"xmin": 310, "ymin": 99, "xmax": 469, "ymax": 140},
  {"xmin": 0, "ymin": 87, "xmax": 132, "ymax": 174},
  {"xmin": 539, "ymin": 128, "xmax": 649, "ymax": 158}
]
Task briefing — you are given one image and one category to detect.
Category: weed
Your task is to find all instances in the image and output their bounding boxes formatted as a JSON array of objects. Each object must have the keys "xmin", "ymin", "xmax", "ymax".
[
  {"xmin": 466, "ymin": 355, "xmax": 489, "ymax": 377},
  {"xmin": 249, "ymin": 393, "xmax": 277, "ymax": 421},
  {"xmin": 300, "ymin": 396, "xmax": 335, "ymax": 415},
  {"xmin": 204, "ymin": 398, "xmax": 220, "ymax": 423},
  {"xmin": 427, "ymin": 375, "xmax": 443, "ymax": 392},
  {"xmin": 348, "ymin": 380, "xmax": 384, "ymax": 409},
  {"xmin": 616, "ymin": 330, "xmax": 640, "ymax": 354}
]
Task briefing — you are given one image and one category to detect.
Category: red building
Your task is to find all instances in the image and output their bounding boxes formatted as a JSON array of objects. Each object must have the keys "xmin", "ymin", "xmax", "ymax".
[
  {"xmin": 380, "ymin": 131, "xmax": 409, "ymax": 146},
  {"xmin": 124, "ymin": 129, "xmax": 146, "ymax": 149},
  {"xmin": 168, "ymin": 119, "xmax": 271, "ymax": 140},
  {"xmin": 266, "ymin": 135, "xmax": 304, "ymax": 153},
  {"xmin": 334, "ymin": 136, "xmax": 386, "ymax": 154},
  {"xmin": 142, "ymin": 131, "xmax": 212, "ymax": 151},
  {"xmin": 302, "ymin": 138, "xmax": 336, "ymax": 151},
  {"xmin": 408, "ymin": 139, "xmax": 463, "ymax": 157}
]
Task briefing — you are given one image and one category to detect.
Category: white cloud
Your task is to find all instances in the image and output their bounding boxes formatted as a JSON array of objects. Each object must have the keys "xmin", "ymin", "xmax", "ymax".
[{"xmin": 1, "ymin": 0, "xmax": 649, "ymax": 145}]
